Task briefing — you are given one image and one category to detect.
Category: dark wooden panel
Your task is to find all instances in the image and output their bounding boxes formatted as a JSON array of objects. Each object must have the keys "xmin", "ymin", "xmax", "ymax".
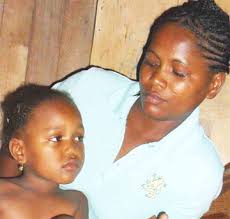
[
  {"xmin": 0, "ymin": 0, "xmax": 35, "ymax": 101},
  {"xmin": 56, "ymin": 0, "xmax": 97, "ymax": 79},
  {"xmin": 91, "ymin": 0, "xmax": 178, "ymax": 78},
  {"xmin": 0, "ymin": 0, "xmax": 4, "ymax": 29},
  {"xmin": 25, "ymin": 0, "xmax": 65, "ymax": 85}
]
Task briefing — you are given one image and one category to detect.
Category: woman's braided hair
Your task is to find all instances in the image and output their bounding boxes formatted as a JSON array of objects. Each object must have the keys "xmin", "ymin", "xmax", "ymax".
[{"xmin": 144, "ymin": 0, "xmax": 230, "ymax": 74}]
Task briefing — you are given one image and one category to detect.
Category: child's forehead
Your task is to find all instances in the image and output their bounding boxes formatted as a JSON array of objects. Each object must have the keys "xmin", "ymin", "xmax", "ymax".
[
  {"xmin": 37, "ymin": 97, "xmax": 75, "ymax": 110},
  {"xmin": 29, "ymin": 98, "xmax": 79, "ymax": 120},
  {"xmin": 24, "ymin": 99, "xmax": 82, "ymax": 133}
]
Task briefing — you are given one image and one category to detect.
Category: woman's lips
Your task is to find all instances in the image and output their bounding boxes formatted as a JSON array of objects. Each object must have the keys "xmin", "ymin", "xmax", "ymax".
[{"xmin": 144, "ymin": 92, "xmax": 166, "ymax": 104}]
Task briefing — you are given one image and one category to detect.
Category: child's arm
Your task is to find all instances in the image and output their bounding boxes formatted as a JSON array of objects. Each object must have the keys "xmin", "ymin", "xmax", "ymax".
[{"xmin": 72, "ymin": 191, "xmax": 88, "ymax": 219}]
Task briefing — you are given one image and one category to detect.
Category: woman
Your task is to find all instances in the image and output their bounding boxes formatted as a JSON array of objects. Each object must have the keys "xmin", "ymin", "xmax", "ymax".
[{"xmin": 54, "ymin": 0, "xmax": 229, "ymax": 218}]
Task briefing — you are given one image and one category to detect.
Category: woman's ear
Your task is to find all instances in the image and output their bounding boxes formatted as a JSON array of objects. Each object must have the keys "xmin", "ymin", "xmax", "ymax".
[
  {"xmin": 9, "ymin": 137, "xmax": 26, "ymax": 165},
  {"xmin": 206, "ymin": 72, "xmax": 226, "ymax": 99}
]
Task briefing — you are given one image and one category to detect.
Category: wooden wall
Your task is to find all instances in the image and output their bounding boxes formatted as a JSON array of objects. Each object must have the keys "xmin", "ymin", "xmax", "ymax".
[
  {"xmin": 0, "ymin": 0, "xmax": 97, "ymax": 101},
  {"xmin": 0, "ymin": 0, "xmax": 229, "ymax": 164}
]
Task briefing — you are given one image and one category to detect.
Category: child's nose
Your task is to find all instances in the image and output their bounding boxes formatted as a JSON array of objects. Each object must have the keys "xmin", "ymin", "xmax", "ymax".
[{"xmin": 65, "ymin": 139, "xmax": 83, "ymax": 159}]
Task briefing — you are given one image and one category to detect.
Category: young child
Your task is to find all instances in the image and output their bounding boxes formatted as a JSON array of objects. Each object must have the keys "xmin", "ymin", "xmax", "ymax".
[{"xmin": 0, "ymin": 84, "xmax": 88, "ymax": 219}]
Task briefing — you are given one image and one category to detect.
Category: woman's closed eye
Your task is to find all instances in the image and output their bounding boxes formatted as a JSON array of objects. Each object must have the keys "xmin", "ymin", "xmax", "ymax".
[
  {"xmin": 144, "ymin": 51, "xmax": 160, "ymax": 68},
  {"xmin": 144, "ymin": 59, "xmax": 160, "ymax": 68},
  {"xmin": 173, "ymin": 70, "xmax": 187, "ymax": 78},
  {"xmin": 172, "ymin": 62, "xmax": 189, "ymax": 78}
]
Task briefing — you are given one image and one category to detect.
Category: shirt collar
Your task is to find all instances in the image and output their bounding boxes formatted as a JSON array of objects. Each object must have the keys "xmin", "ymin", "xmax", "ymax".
[
  {"xmin": 110, "ymin": 80, "xmax": 139, "ymax": 119},
  {"xmin": 156, "ymin": 107, "xmax": 201, "ymax": 148},
  {"xmin": 110, "ymin": 81, "xmax": 201, "ymax": 146}
]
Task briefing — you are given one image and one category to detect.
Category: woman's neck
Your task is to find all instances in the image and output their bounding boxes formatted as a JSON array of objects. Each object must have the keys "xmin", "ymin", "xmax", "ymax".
[
  {"xmin": 127, "ymin": 98, "xmax": 185, "ymax": 143},
  {"xmin": 115, "ymin": 97, "xmax": 189, "ymax": 161}
]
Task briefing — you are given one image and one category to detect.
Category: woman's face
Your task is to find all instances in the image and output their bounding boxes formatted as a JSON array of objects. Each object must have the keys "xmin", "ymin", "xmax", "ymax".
[
  {"xmin": 139, "ymin": 22, "xmax": 221, "ymax": 122},
  {"xmin": 21, "ymin": 99, "xmax": 85, "ymax": 184}
]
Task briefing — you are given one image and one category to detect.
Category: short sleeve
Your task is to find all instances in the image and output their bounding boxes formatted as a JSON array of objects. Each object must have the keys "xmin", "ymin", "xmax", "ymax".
[{"xmin": 162, "ymin": 158, "xmax": 224, "ymax": 219}]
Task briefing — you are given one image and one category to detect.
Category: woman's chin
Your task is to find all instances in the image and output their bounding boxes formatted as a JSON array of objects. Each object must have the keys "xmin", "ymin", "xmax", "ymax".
[{"xmin": 142, "ymin": 104, "xmax": 169, "ymax": 121}]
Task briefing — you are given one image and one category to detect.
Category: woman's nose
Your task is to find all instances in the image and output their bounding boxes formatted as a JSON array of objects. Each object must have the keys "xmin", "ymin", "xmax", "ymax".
[{"xmin": 150, "ymin": 68, "xmax": 167, "ymax": 90}]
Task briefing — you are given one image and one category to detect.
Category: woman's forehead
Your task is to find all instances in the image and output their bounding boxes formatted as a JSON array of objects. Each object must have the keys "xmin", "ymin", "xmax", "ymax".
[{"xmin": 149, "ymin": 23, "xmax": 204, "ymax": 60}]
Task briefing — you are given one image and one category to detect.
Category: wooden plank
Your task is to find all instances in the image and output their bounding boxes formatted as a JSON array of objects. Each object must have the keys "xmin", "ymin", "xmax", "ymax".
[
  {"xmin": 0, "ymin": 0, "xmax": 4, "ymax": 29},
  {"xmin": 90, "ymin": 0, "xmax": 178, "ymax": 78},
  {"xmin": 177, "ymin": 0, "xmax": 230, "ymax": 10},
  {"xmin": 0, "ymin": 0, "xmax": 35, "ymax": 101},
  {"xmin": 56, "ymin": 0, "xmax": 97, "ymax": 79},
  {"xmin": 25, "ymin": 0, "xmax": 65, "ymax": 85},
  {"xmin": 215, "ymin": 0, "xmax": 230, "ymax": 16},
  {"xmin": 0, "ymin": 0, "xmax": 3, "ymax": 133}
]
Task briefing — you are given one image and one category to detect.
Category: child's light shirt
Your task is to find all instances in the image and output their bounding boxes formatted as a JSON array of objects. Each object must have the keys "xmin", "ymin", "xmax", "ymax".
[{"xmin": 54, "ymin": 67, "xmax": 224, "ymax": 219}]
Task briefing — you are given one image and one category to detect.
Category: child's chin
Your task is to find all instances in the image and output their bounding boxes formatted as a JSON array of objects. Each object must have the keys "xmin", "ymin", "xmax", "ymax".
[
  {"xmin": 60, "ymin": 178, "xmax": 76, "ymax": 185},
  {"xmin": 58, "ymin": 174, "xmax": 77, "ymax": 184}
]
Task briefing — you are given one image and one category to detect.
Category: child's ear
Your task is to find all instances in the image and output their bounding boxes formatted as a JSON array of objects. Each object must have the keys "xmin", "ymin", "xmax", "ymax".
[
  {"xmin": 206, "ymin": 72, "xmax": 226, "ymax": 99},
  {"xmin": 9, "ymin": 138, "xmax": 26, "ymax": 165}
]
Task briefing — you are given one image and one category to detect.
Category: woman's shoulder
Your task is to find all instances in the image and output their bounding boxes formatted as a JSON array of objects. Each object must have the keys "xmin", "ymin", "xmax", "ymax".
[{"xmin": 53, "ymin": 66, "xmax": 134, "ymax": 93}]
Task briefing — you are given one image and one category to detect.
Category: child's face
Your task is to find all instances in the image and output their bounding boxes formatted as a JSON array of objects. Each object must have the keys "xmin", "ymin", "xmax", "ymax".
[
  {"xmin": 21, "ymin": 99, "xmax": 84, "ymax": 184},
  {"xmin": 139, "ymin": 22, "xmax": 225, "ymax": 121}
]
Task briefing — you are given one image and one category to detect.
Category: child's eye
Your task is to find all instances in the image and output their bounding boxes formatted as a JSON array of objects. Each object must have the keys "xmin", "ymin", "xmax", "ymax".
[
  {"xmin": 74, "ymin": 136, "xmax": 84, "ymax": 143},
  {"xmin": 49, "ymin": 136, "xmax": 62, "ymax": 142}
]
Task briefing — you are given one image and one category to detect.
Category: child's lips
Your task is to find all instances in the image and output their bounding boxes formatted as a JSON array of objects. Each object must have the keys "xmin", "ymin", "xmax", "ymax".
[{"xmin": 62, "ymin": 159, "xmax": 81, "ymax": 171}]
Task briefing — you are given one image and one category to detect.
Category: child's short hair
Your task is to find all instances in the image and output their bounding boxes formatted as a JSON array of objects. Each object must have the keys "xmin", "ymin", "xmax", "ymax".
[{"xmin": 1, "ymin": 83, "xmax": 75, "ymax": 153}]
